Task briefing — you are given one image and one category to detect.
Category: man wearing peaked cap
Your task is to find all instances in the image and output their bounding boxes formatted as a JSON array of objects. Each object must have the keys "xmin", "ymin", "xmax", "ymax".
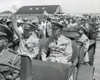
[
  {"xmin": 41, "ymin": 20, "xmax": 73, "ymax": 65},
  {"xmin": 0, "ymin": 24, "xmax": 20, "ymax": 79},
  {"xmin": 77, "ymin": 24, "xmax": 90, "ymax": 64},
  {"xmin": 0, "ymin": 24, "xmax": 13, "ymax": 53}
]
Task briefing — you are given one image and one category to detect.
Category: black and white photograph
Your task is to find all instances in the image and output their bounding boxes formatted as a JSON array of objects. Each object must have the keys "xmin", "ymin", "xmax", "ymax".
[{"xmin": 0, "ymin": 0, "xmax": 100, "ymax": 80}]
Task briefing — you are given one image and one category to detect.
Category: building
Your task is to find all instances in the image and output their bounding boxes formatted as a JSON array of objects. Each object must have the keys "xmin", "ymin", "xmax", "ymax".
[
  {"xmin": 0, "ymin": 11, "xmax": 12, "ymax": 17},
  {"xmin": 15, "ymin": 5, "xmax": 63, "ymax": 19}
]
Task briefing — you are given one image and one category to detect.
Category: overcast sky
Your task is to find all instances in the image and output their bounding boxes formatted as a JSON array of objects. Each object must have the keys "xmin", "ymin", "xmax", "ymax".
[{"xmin": 0, "ymin": 0, "xmax": 100, "ymax": 13}]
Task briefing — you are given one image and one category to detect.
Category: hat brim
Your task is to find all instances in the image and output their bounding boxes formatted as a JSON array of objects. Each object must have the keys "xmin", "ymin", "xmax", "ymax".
[
  {"xmin": 0, "ymin": 24, "xmax": 13, "ymax": 41},
  {"xmin": 18, "ymin": 22, "xmax": 37, "ymax": 29},
  {"xmin": 52, "ymin": 22, "xmax": 64, "ymax": 30}
]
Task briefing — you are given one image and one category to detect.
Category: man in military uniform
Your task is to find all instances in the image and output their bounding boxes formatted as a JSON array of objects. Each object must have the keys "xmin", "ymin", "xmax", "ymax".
[
  {"xmin": 41, "ymin": 23, "xmax": 72, "ymax": 64},
  {"xmin": 77, "ymin": 26, "xmax": 90, "ymax": 63},
  {"xmin": 0, "ymin": 24, "xmax": 20, "ymax": 80}
]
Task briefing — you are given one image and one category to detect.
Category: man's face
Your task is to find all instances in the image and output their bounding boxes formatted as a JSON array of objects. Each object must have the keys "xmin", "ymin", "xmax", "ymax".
[
  {"xmin": 23, "ymin": 24, "xmax": 34, "ymax": 38},
  {"xmin": 52, "ymin": 28, "xmax": 60, "ymax": 40},
  {"xmin": 8, "ymin": 23, "xmax": 12, "ymax": 29},
  {"xmin": 0, "ymin": 37, "xmax": 8, "ymax": 51}
]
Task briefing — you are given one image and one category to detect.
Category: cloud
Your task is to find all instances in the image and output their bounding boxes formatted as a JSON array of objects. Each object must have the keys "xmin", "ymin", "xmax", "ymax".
[{"xmin": 0, "ymin": 0, "xmax": 21, "ymax": 12}]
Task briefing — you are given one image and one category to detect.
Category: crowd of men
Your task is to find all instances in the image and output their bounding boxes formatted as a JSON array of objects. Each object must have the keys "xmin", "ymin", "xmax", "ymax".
[{"xmin": 0, "ymin": 14, "xmax": 100, "ymax": 80}]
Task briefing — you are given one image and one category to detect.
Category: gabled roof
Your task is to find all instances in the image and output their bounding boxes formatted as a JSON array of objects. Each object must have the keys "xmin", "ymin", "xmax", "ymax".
[{"xmin": 16, "ymin": 5, "xmax": 60, "ymax": 14}]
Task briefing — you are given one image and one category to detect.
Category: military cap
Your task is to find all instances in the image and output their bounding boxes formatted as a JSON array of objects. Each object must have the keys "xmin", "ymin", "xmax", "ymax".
[
  {"xmin": 77, "ymin": 26, "xmax": 87, "ymax": 34},
  {"xmin": 52, "ymin": 21, "xmax": 64, "ymax": 30},
  {"xmin": 0, "ymin": 24, "xmax": 13, "ymax": 42}
]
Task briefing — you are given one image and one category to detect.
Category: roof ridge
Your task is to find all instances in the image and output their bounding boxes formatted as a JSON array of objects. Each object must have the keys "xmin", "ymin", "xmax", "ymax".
[{"xmin": 23, "ymin": 5, "xmax": 59, "ymax": 7}]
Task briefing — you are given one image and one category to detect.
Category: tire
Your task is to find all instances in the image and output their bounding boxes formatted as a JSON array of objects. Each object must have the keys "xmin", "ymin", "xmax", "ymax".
[{"xmin": 88, "ymin": 46, "xmax": 95, "ymax": 66}]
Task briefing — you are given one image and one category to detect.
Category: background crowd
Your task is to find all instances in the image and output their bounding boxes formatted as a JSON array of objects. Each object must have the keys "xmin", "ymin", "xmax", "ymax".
[{"xmin": 0, "ymin": 14, "xmax": 100, "ymax": 39}]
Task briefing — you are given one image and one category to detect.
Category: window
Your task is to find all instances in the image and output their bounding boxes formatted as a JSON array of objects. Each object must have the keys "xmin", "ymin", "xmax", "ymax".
[
  {"xmin": 42, "ymin": 7, "xmax": 45, "ymax": 10},
  {"xmin": 29, "ymin": 8, "xmax": 32, "ymax": 10},
  {"xmin": 35, "ymin": 7, "xmax": 39, "ymax": 10}
]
